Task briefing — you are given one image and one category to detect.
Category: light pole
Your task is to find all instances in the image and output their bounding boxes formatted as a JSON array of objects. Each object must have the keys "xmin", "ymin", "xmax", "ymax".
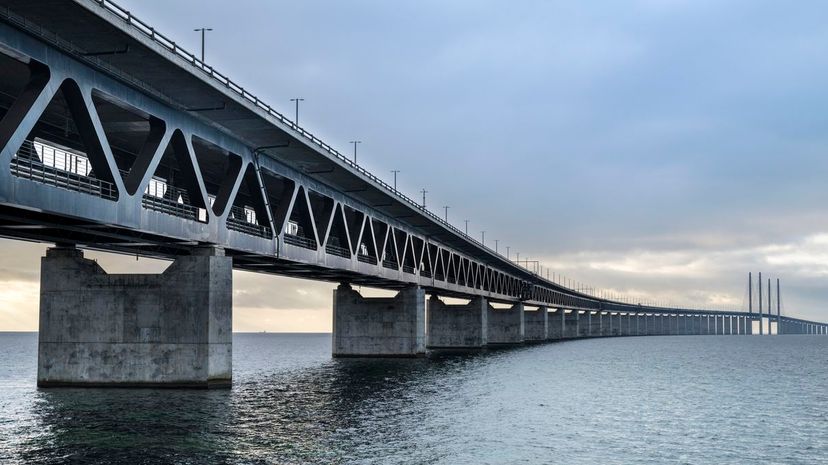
[
  {"xmin": 464, "ymin": 219, "xmax": 469, "ymax": 235},
  {"xmin": 506, "ymin": 246, "xmax": 510, "ymax": 259},
  {"xmin": 443, "ymin": 206, "xmax": 450, "ymax": 222},
  {"xmin": 391, "ymin": 170, "xmax": 400, "ymax": 190},
  {"xmin": 290, "ymin": 98, "xmax": 304, "ymax": 125},
  {"xmin": 494, "ymin": 239, "xmax": 498, "ymax": 253},
  {"xmin": 194, "ymin": 28, "xmax": 213, "ymax": 62},
  {"xmin": 481, "ymin": 230, "xmax": 485, "ymax": 245},
  {"xmin": 349, "ymin": 140, "xmax": 361, "ymax": 163},
  {"xmin": 420, "ymin": 189, "xmax": 427, "ymax": 208}
]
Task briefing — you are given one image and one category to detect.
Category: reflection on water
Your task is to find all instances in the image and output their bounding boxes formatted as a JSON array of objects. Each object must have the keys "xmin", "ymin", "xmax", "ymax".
[{"xmin": 1, "ymin": 332, "xmax": 827, "ymax": 464}]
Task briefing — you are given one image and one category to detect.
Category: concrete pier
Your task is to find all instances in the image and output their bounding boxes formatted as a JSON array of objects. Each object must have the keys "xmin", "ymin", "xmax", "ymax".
[
  {"xmin": 487, "ymin": 302, "xmax": 525, "ymax": 345},
  {"xmin": 564, "ymin": 310, "xmax": 579, "ymax": 338},
  {"xmin": 427, "ymin": 295, "xmax": 487, "ymax": 349},
  {"xmin": 523, "ymin": 306, "xmax": 548, "ymax": 342},
  {"xmin": 588, "ymin": 312, "xmax": 601, "ymax": 337},
  {"xmin": 37, "ymin": 246, "xmax": 232, "ymax": 388},
  {"xmin": 548, "ymin": 309, "xmax": 564, "ymax": 339},
  {"xmin": 333, "ymin": 284, "xmax": 425, "ymax": 357}
]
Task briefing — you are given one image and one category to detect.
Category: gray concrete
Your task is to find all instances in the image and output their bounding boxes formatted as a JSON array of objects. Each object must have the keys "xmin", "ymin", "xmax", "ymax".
[
  {"xmin": 578, "ymin": 311, "xmax": 591, "ymax": 338},
  {"xmin": 38, "ymin": 246, "xmax": 232, "ymax": 388},
  {"xmin": 564, "ymin": 310, "xmax": 579, "ymax": 339},
  {"xmin": 588, "ymin": 312, "xmax": 601, "ymax": 337},
  {"xmin": 548, "ymin": 309, "xmax": 564, "ymax": 340},
  {"xmin": 523, "ymin": 306, "xmax": 548, "ymax": 342},
  {"xmin": 427, "ymin": 295, "xmax": 487, "ymax": 348},
  {"xmin": 487, "ymin": 302, "xmax": 525, "ymax": 345},
  {"xmin": 333, "ymin": 284, "xmax": 425, "ymax": 357}
]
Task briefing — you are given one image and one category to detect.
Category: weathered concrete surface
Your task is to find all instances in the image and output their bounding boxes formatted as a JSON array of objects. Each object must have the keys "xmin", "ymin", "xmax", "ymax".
[
  {"xmin": 38, "ymin": 246, "xmax": 232, "ymax": 388},
  {"xmin": 548, "ymin": 310, "xmax": 564, "ymax": 339},
  {"xmin": 563, "ymin": 310, "xmax": 579, "ymax": 339},
  {"xmin": 333, "ymin": 284, "xmax": 425, "ymax": 357},
  {"xmin": 427, "ymin": 295, "xmax": 487, "ymax": 348},
  {"xmin": 487, "ymin": 302, "xmax": 524, "ymax": 345},
  {"xmin": 602, "ymin": 312, "xmax": 613, "ymax": 336},
  {"xmin": 578, "ymin": 311, "xmax": 591, "ymax": 338},
  {"xmin": 523, "ymin": 306, "xmax": 548, "ymax": 342},
  {"xmin": 587, "ymin": 312, "xmax": 601, "ymax": 337}
]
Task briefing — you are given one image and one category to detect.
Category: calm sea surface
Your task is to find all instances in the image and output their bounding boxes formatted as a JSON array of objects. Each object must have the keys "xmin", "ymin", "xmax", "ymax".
[{"xmin": 0, "ymin": 333, "xmax": 826, "ymax": 464}]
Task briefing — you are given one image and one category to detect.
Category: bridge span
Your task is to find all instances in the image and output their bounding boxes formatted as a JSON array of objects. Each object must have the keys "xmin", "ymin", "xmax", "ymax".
[{"xmin": 0, "ymin": 0, "xmax": 825, "ymax": 388}]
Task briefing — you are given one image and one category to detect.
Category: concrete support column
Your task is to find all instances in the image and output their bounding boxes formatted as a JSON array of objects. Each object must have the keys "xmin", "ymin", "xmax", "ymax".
[
  {"xmin": 715, "ymin": 315, "xmax": 724, "ymax": 335},
  {"xmin": 564, "ymin": 310, "xmax": 579, "ymax": 339},
  {"xmin": 724, "ymin": 316, "xmax": 732, "ymax": 335},
  {"xmin": 334, "ymin": 284, "xmax": 425, "ymax": 357},
  {"xmin": 523, "ymin": 306, "xmax": 548, "ymax": 342},
  {"xmin": 621, "ymin": 314, "xmax": 632, "ymax": 336},
  {"xmin": 426, "ymin": 295, "xmax": 487, "ymax": 349},
  {"xmin": 746, "ymin": 316, "xmax": 753, "ymax": 335},
  {"xmin": 600, "ymin": 312, "xmax": 610, "ymax": 336},
  {"xmin": 645, "ymin": 314, "xmax": 655, "ymax": 335},
  {"xmin": 487, "ymin": 302, "xmax": 524, "ymax": 345},
  {"xmin": 548, "ymin": 309, "xmax": 564, "ymax": 340},
  {"xmin": 587, "ymin": 312, "xmax": 601, "ymax": 337},
  {"xmin": 578, "ymin": 311, "xmax": 590, "ymax": 338},
  {"xmin": 38, "ymin": 246, "xmax": 232, "ymax": 388}
]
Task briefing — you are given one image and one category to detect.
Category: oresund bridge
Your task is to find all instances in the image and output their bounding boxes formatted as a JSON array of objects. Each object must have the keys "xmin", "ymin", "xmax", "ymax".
[{"xmin": 0, "ymin": 0, "xmax": 825, "ymax": 388}]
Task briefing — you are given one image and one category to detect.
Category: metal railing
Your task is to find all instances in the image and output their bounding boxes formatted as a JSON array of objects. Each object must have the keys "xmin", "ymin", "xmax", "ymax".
[
  {"xmin": 325, "ymin": 243, "xmax": 351, "ymax": 259},
  {"xmin": 382, "ymin": 259, "xmax": 399, "ymax": 271},
  {"xmin": 402, "ymin": 265, "xmax": 416, "ymax": 275},
  {"xmin": 11, "ymin": 144, "xmax": 117, "ymax": 200},
  {"xmin": 227, "ymin": 205, "xmax": 272, "ymax": 238},
  {"xmin": 357, "ymin": 254, "xmax": 377, "ymax": 265},
  {"xmin": 284, "ymin": 233, "xmax": 317, "ymax": 250}
]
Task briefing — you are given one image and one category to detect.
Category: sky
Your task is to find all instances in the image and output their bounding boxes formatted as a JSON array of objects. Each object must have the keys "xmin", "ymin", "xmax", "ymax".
[{"xmin": 3, "ymin": 0, "xmax": 828, "ymax": 330}]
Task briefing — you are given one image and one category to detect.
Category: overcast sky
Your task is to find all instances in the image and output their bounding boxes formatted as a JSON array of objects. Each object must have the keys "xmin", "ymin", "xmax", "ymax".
[{"xmin": 3, "ymin": 0, "xmax": 828, "ymax": 330}]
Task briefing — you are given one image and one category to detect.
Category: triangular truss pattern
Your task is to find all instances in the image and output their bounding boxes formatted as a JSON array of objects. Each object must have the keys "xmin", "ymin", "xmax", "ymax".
[{"xmin": 10, "ymin": 78, "xmax": 122, "ymax": 200}]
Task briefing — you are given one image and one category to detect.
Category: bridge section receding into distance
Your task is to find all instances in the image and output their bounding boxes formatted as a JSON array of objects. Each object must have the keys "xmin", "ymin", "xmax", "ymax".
[{"xmin": 0, "ymin": 0, "xmax": 825, "ymax": 388}]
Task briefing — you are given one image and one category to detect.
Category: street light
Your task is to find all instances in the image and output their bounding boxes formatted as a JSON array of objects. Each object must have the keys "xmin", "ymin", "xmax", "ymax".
[
  {"xmin": 481, "ymin": 230, "xmax": 486, "ymax": 245},
  {"xmin": 506, "ymin": 246, "xmax": 510, "ymax": 259},
  {"xmin": 443, "ymin": 206, "xmax": 450, "ymax": 222},
  {"xmin": 464, "ymin": 219, "xmax": 469, "ymax": 235},
  {"xmin": 349, "ymin": 140, "xmax": 361, "ymax": 163},
  {"xmin": 494, "ymin": 239, "xmax": 498, "ymax": 253},
  {"xmin": 391, "ymin": 170, "xmax": 400, "ymax": 190},
  {"xmin": 193, "ymin": 27, "xmax": 213, "ymax": 62},
  {"xmin": 420, "ymin": 189, "xmax": 427, "ymax": 208},
  {"xmin": 289, "ymin": 98, "xmax": 304, "ymax": 125}
]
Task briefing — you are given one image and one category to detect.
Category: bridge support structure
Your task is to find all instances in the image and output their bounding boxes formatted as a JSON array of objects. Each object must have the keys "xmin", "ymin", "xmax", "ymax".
[
  {"xmin": 563, "ymin": 310, "xmax": 579, "ymax": 339},
  {"xmin": 426, "ymin": 295, "xmax": 487, "ymax": 349},
  {"xmin": 548, "ymin": 309, "xmax": 564, "ymax": 340},
  {"xmin": 487, "ymin": 302, "xmax": 525, "ymax": 345},
  {"xmin": 333, "ymin": 283, "xmax": 425, "ymax": 357},
  {"xmin": 37, "ymin": 245, "xmax": 232, "ymax": 388},
  {"xmin": 523, "ymin": 306, "xmax": 548, "ymax": 342}
]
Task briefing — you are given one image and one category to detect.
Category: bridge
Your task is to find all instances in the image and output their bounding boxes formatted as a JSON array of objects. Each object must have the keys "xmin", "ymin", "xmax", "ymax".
[{"xmin": 0, "ymin": 0, "xmax": 825, "ymax": 388}]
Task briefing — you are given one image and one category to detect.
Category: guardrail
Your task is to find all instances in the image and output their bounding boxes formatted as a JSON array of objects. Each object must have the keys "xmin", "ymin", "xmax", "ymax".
[
  {"xmin": 11, "ymin": 145, "xmax": 118, "ymax": 200},
  {"xmin": 284, "ymin": 233, "xmax": 317, "ymax": 250},
  {"xmin": 325, "ymin": 243, "xmax": 351, "ymax": 259}
]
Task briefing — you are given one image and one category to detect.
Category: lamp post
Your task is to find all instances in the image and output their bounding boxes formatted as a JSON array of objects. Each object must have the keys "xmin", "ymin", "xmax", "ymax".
[
  {"xmin": 494, "ymin": 239, "xmax": 498, "ymax": 253},
  {"xmin": 464, "ymin": 219, "xmax": 469, "ymax": 235},
  {"xmin": 443, "ymin": 206, "xmax": 450, "ymax": 222},
  {"xmin": 289, "ymin": 98, "xmax": 304, "ymax": 125},
  {"xmin": 194, "ymin": 27, "xmax": 213, "ymax": 62},
  {"xmin": 481, "ymin": 230, "xmax": 486, "ymax": 245},
  {"xmin": 349, "ymin": 140, "xmax": 361, "ymax": 163},
  {"xmin": 390, "ymin": 170, "xmax": 400, "ymax": 190},
  {"xmin": 420, "ymin": 189, "xmax": 427, "ymax": 208}
]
